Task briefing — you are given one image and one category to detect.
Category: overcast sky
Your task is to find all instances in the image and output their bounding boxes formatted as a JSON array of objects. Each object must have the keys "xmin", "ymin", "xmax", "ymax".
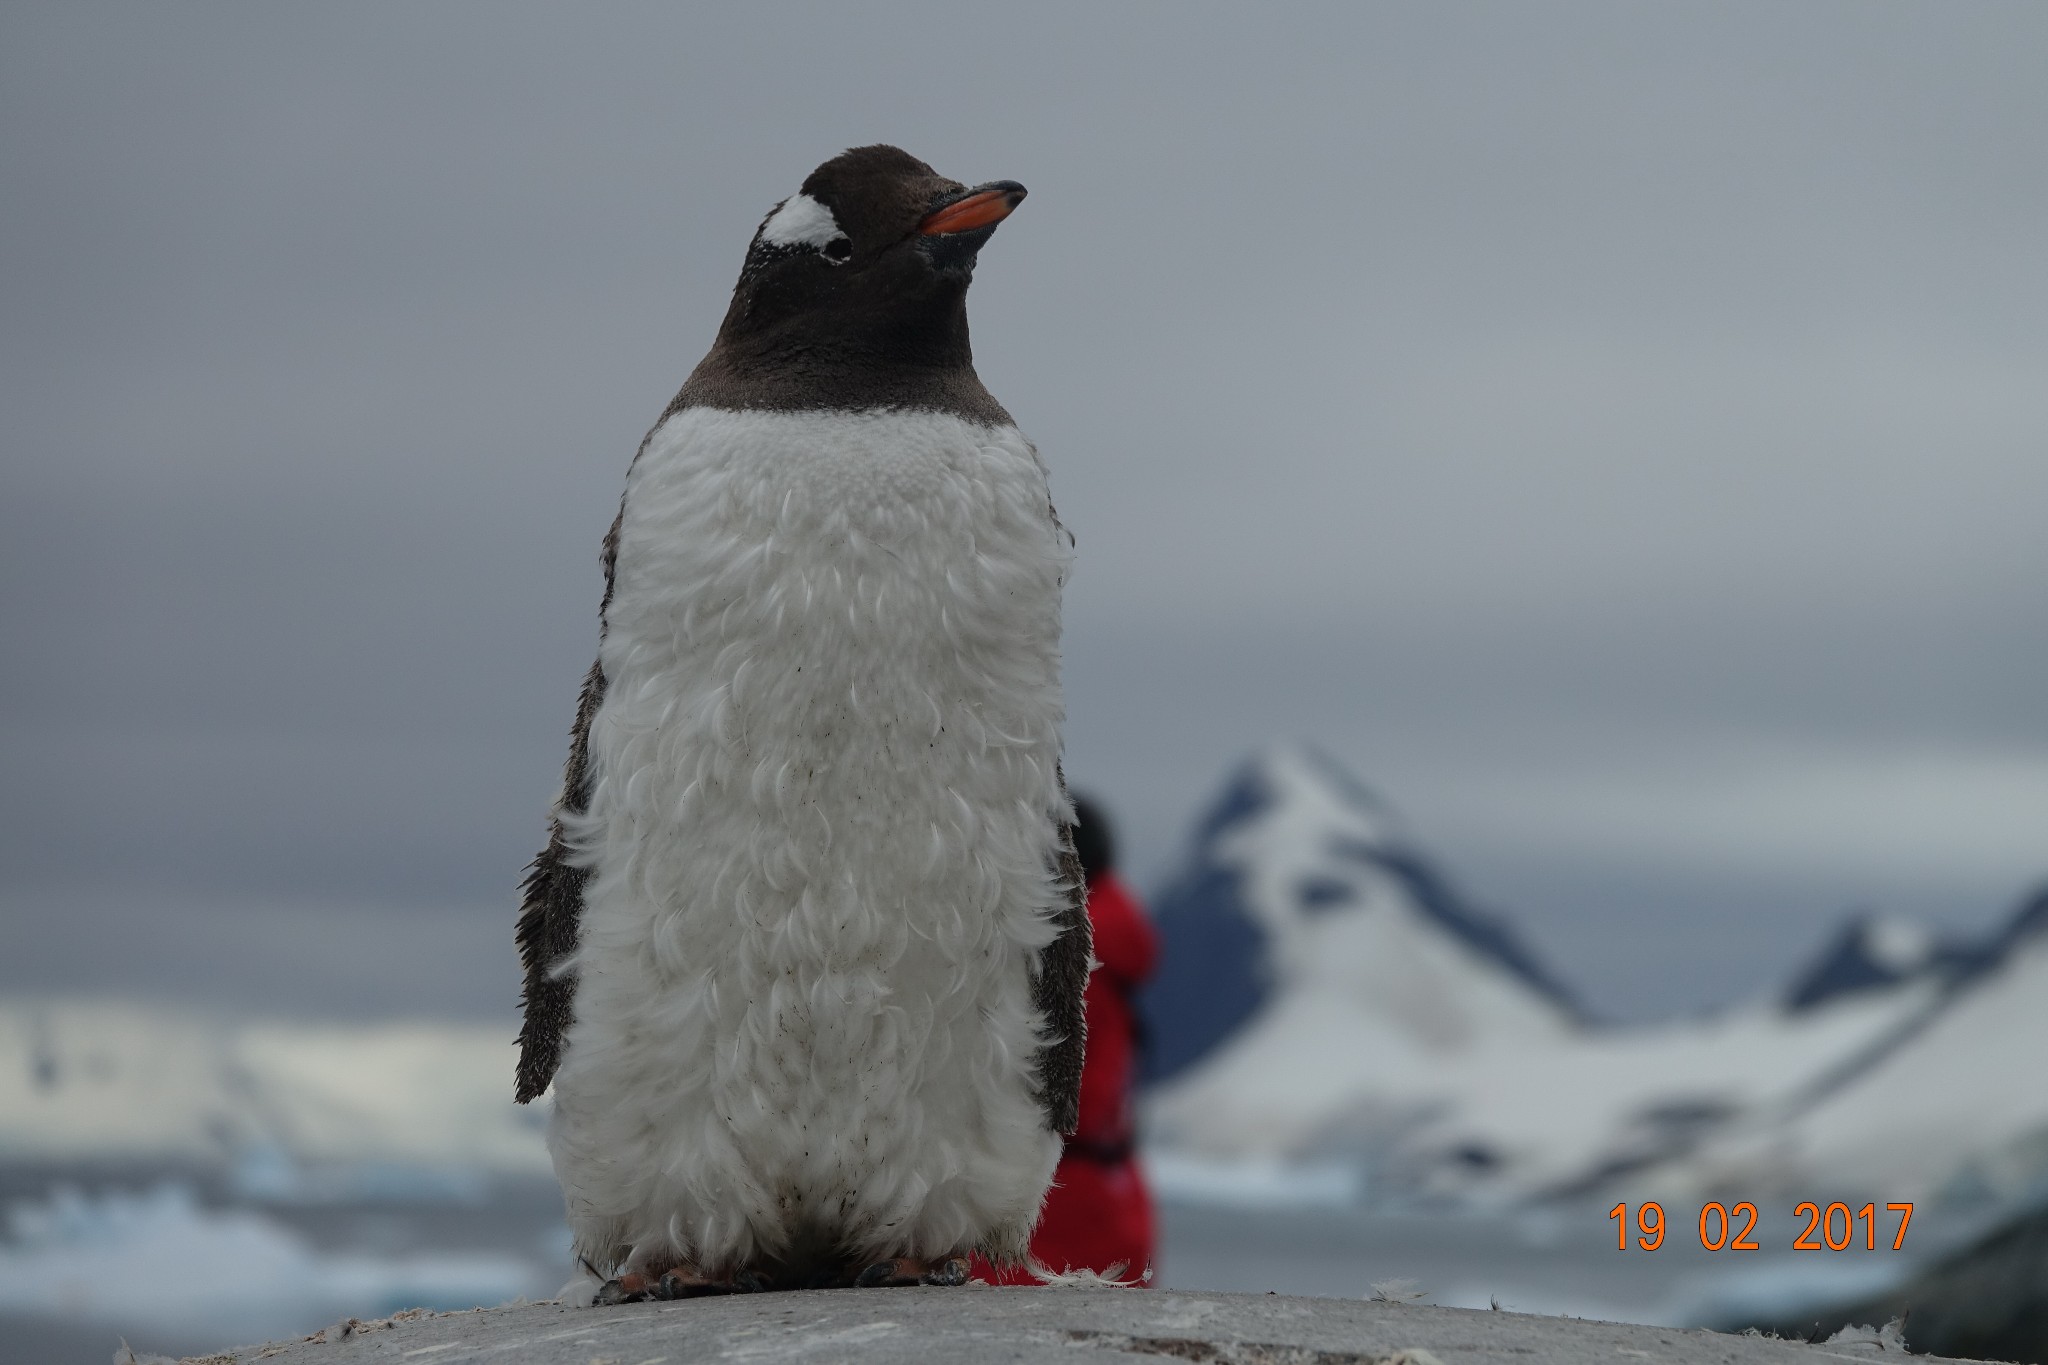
[{"xmin": 3, "ymin": 2, "xmax": 2043, "ymax": 1022}]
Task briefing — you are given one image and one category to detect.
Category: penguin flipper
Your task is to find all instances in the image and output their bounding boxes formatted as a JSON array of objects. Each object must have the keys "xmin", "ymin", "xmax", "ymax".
[
  {"xmin": 1032, "ymin": 791, "xmax": 1092, "ymax": 1135},
  {"xmin": 518, "ymin": 500, "xmax": 632, "ymax": 1104},
  {"xmin": 514, "ymin": 656, "xmax": 607, "ymax": 1104}
]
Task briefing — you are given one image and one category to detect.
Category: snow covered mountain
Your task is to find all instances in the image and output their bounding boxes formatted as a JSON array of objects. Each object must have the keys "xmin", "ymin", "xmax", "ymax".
[
  {"xmin": 1646, "ymin": 888, "xmax": 2048, "ymax": 1209},
  {"xmin": 1142, "ymin": 745, "xmax": 1583, "ymax": 1085},
  {"xmin": 1783, "ymin": 911, "xmax": 1995, "ymax": 1012},
  {"xmin": 1141, "ymin": 746, "xmax": 2042, "ymax": 1210}
]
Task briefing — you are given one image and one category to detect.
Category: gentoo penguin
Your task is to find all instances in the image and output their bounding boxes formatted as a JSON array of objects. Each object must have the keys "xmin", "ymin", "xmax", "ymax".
[{"xmin": 514, "ymin": 145, "xmax": 1089, "ymax": 1301}]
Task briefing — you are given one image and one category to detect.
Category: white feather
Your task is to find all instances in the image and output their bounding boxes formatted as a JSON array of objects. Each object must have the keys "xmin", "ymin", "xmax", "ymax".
[
  {"xmin": 548, "ymin": 406, "xmax": 1072, "ymax": 1280},
  {"xmin": 758, "ymin": 192, "xmax": 846, "ymax": 250}
]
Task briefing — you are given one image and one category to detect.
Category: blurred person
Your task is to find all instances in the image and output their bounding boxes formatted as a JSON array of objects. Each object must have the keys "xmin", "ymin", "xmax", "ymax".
[{"xmin": 978, "ymin": 793, "xmax": 1161, "ymax": 1283}]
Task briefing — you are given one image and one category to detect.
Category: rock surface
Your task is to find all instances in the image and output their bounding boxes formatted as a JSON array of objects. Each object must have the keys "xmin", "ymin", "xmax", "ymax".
[{"xmin": 179, "ymin": 1288, "xmax": 1977, "ymax": 1364}]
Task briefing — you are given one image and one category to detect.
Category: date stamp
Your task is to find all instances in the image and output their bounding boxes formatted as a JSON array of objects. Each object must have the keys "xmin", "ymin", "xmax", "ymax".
[{"xmin": 1609, "ymin": 1201, "xmax": 1914, "ymax": 1252}]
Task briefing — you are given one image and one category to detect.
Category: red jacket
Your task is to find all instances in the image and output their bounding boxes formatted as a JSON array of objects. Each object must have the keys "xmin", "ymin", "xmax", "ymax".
[{"xmin": 1071, "ymin": 871, "xmax": 1158, "ymax": 1152}]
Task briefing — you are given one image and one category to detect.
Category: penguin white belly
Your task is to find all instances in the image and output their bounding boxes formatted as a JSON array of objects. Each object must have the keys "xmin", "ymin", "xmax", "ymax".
[{"xmin": 549, "ymin": 406, "xmax": 1070, "ymax": 1279}]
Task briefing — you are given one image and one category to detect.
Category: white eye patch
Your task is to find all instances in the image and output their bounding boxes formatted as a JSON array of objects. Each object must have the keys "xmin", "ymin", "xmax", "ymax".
[{"xmin": 759, "ymin": 192, "xmax": 847, "ymax": 251}]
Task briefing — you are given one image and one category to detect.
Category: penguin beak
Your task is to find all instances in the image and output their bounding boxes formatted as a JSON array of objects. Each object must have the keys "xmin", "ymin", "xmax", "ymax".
[{"xmin": 917, "ymin": 181, "xmax": 1027, "ymax": 236}]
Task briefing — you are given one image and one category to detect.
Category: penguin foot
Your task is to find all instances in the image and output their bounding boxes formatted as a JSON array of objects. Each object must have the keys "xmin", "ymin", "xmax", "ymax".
[
  {"xmin": 853, "ymin": 1255, "xmax": 970, "ymax": 1288},
  {"xmin": 597, "ymin": 1264, "xmax": 767, "ymax": 1303},
  {"xmin": 655, "ymin": 1267, "xmax": 738, "ymax": 1299}
]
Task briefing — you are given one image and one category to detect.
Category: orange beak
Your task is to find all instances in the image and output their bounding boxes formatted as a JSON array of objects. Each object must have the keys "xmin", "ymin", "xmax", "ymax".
[{"xmin": 917, "ymin": 182, "xmax": 1027, "ymax": 236}]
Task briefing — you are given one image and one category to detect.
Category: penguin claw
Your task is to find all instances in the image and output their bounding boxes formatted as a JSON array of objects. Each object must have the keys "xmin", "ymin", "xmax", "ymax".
[
  {"xmin": 596, "ymin": 1272, "xmax": 654, "ymax": 1305},
  {"xmin": 920, "ymin": 1256, "xmax": 970, "ymax": 1287}
]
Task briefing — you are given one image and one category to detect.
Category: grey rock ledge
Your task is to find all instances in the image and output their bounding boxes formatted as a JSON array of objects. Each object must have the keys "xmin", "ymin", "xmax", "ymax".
[{"xmin": 175, "ymin": 1288, "xmax": 1975, "ymax": 1364}]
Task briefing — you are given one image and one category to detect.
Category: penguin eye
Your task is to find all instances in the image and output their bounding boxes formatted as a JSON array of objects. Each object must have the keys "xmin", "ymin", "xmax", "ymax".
[{"xmin": 822, "ymin": 237, "xmax": 853, "ymax": 264}]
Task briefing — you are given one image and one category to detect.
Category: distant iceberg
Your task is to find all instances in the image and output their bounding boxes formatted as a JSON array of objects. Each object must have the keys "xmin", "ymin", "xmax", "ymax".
[{"xmin": 0, "ymin": 1000, "xmax": 550, "ymax": 1176}]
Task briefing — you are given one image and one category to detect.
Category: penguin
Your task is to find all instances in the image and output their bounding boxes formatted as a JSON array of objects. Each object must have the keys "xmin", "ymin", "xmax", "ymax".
[{"xmin": 514, "ymin": 145, "xmax": 1090, "ymax": 1302}]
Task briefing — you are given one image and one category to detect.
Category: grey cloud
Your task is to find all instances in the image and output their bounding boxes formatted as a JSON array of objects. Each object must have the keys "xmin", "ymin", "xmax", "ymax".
[{"xmin": 3, "ymin": 1, "xmax": 2043, "ymax": 1022}]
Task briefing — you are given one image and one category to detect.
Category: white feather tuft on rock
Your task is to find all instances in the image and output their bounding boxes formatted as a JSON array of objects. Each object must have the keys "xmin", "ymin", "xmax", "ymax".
[{"xmin": 1823, "ymin": 1317, "xmax": 1910, "ymax": 1350}]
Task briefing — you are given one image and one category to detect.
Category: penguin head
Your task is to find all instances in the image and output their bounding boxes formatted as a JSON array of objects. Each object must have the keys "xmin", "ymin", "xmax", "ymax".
[{"xmin": 714, "ymin": 145, "xmax": 1026, "ymax": 367}]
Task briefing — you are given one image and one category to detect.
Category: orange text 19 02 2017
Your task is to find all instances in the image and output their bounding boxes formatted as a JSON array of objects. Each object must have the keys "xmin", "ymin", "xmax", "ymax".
[{"xmin": 1607, "ymin": 1200, "xmax": 1914, "ymax": 1251}]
